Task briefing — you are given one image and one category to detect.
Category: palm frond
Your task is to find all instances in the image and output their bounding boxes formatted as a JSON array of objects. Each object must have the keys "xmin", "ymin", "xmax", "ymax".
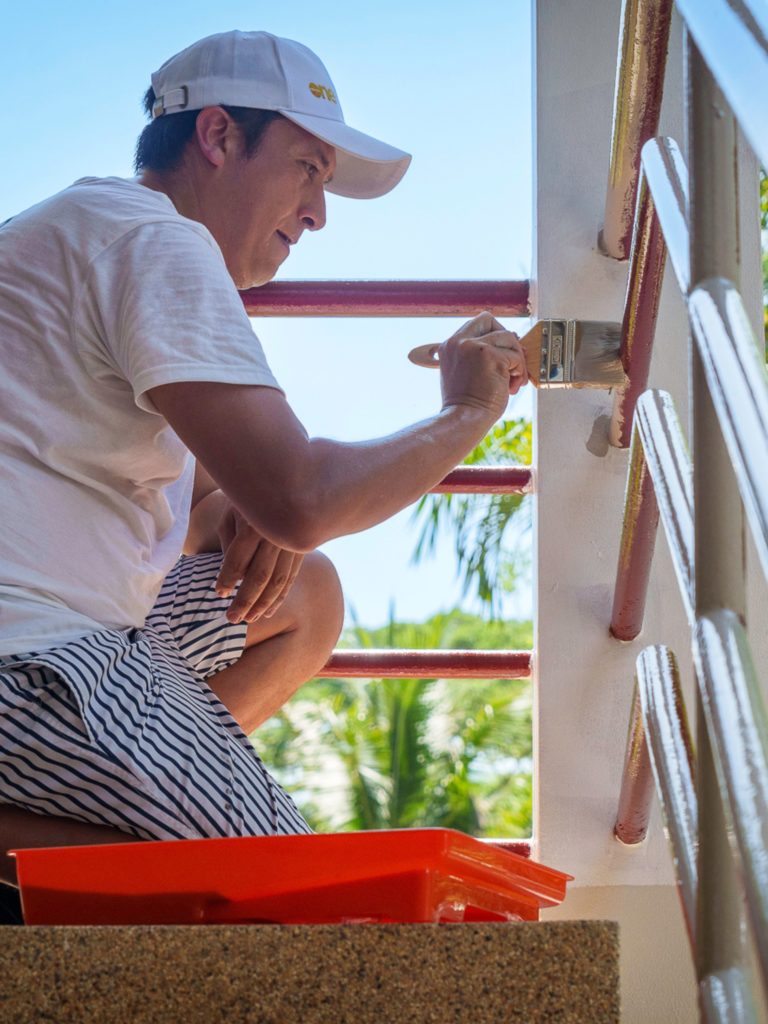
[{"xmin": 411, "ymin": 417, "xmax": 532, "ymax": 616}]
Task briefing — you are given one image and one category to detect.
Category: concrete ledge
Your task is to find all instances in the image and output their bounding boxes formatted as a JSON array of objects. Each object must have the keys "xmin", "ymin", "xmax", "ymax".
[{"xmin": 0, "ymin": 920, "xmax": 618, "ymax": 1023}]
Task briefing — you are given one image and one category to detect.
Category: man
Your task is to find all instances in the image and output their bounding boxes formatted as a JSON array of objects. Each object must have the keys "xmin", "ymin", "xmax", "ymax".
[{"xmin": 0, "ymin": 30, "xmax": 526, "ymax": 886}]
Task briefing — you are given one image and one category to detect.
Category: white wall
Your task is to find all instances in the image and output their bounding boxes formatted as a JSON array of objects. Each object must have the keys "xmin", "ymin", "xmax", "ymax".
[
  {"xmin": 531, "ymin": 3, "xmax": 766, "ymax": 1020},
  {"xmin": 532, "ymin": 0, "xmax": 690, "ymax": 890},
  {"xmin": 532, "ymin": 3, "xmax": 694, "ymax": 1020}
]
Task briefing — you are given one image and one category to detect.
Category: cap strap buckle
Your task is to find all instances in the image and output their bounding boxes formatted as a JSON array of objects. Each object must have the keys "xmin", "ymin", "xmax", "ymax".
[{"xmin": 152, "ymin": 85, "xmax": 189, "ymax": 118}]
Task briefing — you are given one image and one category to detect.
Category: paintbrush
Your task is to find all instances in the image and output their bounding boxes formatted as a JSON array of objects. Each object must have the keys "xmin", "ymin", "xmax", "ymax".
[{"xmin": 408, "ymin": 319, "xmax": 625, "ymax": 388}]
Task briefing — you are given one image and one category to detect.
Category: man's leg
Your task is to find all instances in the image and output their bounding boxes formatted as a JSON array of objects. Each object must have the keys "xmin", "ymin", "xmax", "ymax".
[
  {"xmin": 0, "ymin": 806, "xmax": 142, "ymax": 887},
  {"xmin": 205, "ymin": 551, "xmax": 344, "ymax": 734},
  {"xmin": 0, "ymin": 552, "xmax": 342, "ymax": 886}
]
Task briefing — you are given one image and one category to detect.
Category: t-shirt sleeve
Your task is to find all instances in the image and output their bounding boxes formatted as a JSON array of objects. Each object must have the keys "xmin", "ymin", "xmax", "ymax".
[{"xmin": 77, "ymin": 219, "xmax": 282, "ymax": 412}]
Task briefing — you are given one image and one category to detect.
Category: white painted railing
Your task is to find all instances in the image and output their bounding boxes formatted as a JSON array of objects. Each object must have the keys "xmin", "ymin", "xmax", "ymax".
[
  {"xmin": 635, "ymin": 647, "xmax": 696, "ymax": 929},
  {"xmin": 603, "ymin": 0, "xmax": 768, "ymax": 1019}
]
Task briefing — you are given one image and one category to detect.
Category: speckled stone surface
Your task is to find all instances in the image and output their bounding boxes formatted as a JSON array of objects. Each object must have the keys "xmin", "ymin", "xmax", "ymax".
[{"xmin": 0, "ymin": 921, "xmax": 619, "ymax": 1023}]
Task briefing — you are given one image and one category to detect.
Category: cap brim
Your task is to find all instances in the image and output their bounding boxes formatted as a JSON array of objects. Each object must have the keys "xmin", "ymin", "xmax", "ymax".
[{"xmin": 279, "ymin": 110, "xmax": 411, "ymax": 199}]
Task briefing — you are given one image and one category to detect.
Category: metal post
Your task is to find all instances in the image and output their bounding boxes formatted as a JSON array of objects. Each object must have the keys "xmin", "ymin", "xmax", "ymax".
[
  {"xmin": 686, "ymin": 33, "xmax": 750, "ymax": 1019},
  {"xmin": 599, "ymin": 0, "xmax": 674, "ymax": 259}
]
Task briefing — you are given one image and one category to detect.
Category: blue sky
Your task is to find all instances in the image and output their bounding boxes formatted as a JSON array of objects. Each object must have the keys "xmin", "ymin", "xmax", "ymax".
[{"xmin": 2, "ymin": 0, "xmax": 533, "ymax": 628}]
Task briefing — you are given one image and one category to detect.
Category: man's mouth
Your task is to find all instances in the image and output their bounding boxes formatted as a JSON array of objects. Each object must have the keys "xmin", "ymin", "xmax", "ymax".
[{"xmin": 276, "ymin": 230, "xmax": 294, "ymax": 247}]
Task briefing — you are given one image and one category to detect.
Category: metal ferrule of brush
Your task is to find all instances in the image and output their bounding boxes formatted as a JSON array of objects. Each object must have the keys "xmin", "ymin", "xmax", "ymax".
[{"xmin": 538, "ymin": 320, "xmax": 575, "ymax": 387}]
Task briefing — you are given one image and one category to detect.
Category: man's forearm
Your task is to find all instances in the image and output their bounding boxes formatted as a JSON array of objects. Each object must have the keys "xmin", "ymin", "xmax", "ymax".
[
  {"xmin": 290, "ymin": 403, "xmax": 494, "ymax": 549},
  {"xmin": 149, "ymin": 380, "xmax": 503, "ymax": 555}
]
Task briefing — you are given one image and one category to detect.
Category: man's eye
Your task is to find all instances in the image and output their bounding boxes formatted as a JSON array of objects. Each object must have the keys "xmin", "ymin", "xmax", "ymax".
[{"xmin": 303, "ymin": 162, "xmax": 319, "ymax": 179}]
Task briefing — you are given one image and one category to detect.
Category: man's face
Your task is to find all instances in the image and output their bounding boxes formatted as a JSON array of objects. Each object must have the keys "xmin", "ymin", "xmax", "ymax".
[{"xmin": 210, "ymin": 117, "xmax": 336, "ymax": 288}]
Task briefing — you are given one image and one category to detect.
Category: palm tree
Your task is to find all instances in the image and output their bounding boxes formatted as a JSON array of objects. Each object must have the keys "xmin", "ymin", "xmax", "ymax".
[
  {"xmin": 253, "ymin": 611, "xmax": 532, "ymax": 837},
  {"xmin": 411, "ymin": 416, "xmax": 532, "ymax": 616}
]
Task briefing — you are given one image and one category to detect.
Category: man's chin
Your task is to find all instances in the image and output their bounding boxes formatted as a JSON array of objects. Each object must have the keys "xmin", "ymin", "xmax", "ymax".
[{"xmin": 235, "ymin": 260, "xmax": 284, "ymax": 290}]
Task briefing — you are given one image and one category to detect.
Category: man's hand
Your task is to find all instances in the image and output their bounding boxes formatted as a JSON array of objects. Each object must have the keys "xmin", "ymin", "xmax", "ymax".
[
  {"xmin": 438, "ymin": 311, "xmax": 528, "ymax": 420},
  {"xmin": 215, "ymin": 504, "xmax": 304, "ymax": 624}
]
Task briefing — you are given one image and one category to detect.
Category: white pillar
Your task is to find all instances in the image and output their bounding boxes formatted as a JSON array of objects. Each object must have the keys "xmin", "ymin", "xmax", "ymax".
[{"xmin": 532, "ymin": 3, "xmax": 697, "ymax": 1021}]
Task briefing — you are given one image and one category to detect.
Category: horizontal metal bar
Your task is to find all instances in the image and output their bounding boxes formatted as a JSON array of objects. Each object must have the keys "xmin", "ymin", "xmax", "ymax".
[
  {"xmin": 610, "ymin": 390, "xmax": 693, "ymax": 640},
  {"xmin": 614, "ymin": 681, "xmax": 656, "ymax": 844},
  {"xmin": 677, "ymin": 0, "xmax": 768, "ymax": 172},
  {"xmin": 609, "ymin": 166, "xmax": 668, "ymax": 449},
  {"xmin": 688, "ymin": 279, "xmax": 768, "ymax": 584},
  {"xmin": 642, "ymin": 137, "xmax": 690, "ymax": 294},
  {"xmin": 694, "ymin": 611, "xmax": 768, "ymax": 996},
  {"xmin": 635, "ymin": 646, "xmax": 697, "ymax": 938},
  {"xmin": 318, "ymin": 650, "xmax": 531, "ymax": 679},
  {"xmin": 599, "ymin": 0, "xmax": 674, "ymax": 259},
  {"xmin": 431, "ymin": 467, "xmax": 532, "ymax": 495},
  {"xmin": 240, "ymin": 280, "xmax": 531, "ymax": 318}
]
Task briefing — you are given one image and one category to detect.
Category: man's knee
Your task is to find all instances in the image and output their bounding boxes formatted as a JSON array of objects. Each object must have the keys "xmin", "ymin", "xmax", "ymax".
[
  {"xmin": 244, "ymin": 550, "xmax": 344, "ymax": 648},
  {"xmin": 293, "ymin": 551, "xmax": 344, "ymax": 641}
]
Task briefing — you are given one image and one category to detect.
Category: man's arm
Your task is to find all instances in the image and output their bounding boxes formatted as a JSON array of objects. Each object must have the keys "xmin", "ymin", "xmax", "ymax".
[
  {"xmin": 183, "ymin": 464, "xmax": 228, "ymax": 555},
  {"xmin": 151, "ymin": 316, "xmax": 526, "ymax": 553}
]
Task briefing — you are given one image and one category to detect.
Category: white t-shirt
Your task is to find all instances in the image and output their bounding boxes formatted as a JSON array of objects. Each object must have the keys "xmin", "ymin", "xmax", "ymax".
[{"xmin": 0, "ymin": 176, "xmax": 281, "ymax": 656}]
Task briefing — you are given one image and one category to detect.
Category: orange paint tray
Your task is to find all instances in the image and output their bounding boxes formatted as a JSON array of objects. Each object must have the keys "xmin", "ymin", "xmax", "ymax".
[{"xmin": 13, "ymin": 828, "xmax": 572, "ymax": 926}]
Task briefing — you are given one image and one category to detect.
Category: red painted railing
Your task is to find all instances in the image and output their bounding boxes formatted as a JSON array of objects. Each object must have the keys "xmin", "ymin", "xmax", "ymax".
[
  {"xmin": 609, "ymin": 138, "xmax": 689, "ymax": 449},
  {"xmin": 242, "ymin": 276, "xmax": 535, "ymax": 846},
  {"xmin": 319, "ymin": 649, "xmax": 531, "ymax": 679},
  {"xmin": 241, "ymin": 279, "xmax": 530, "ymax": 318},
  {"xmin": 432, "ymin": 467, "xmax": 532, "ymax": 494},
  {"xmin": 599, "ymin": 0, "xmax": 674, "ymax": 260},
  {"xmin": 609, "ymin": 423, "xmax": 660, "ymax": 641},
  {"xmin": 614, "ymin": 684, "xmax": 656, "ymax": 845},
  {"xmin": 610, "ymin": 390, "xmax": 693, "ymax": 641},
  {"xmin": 610, "ymin": 171, "xmax": 668, "ymax": 449}
]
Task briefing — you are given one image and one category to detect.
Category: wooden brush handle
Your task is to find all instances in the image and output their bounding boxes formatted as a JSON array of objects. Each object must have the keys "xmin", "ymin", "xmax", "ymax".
[
  {"xmin": 408, "ymin": 334, "xmax": 541, "ymax": 384},
  {"xmin": 407, "ymin": 343, "xmax": 442, "ymax": 368}
]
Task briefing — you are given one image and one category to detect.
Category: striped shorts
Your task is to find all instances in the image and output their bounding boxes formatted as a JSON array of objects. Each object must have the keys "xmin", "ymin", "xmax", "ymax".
[{"xmin": 0, "ymin": 552, "xmax": 311, "ymax": 840}]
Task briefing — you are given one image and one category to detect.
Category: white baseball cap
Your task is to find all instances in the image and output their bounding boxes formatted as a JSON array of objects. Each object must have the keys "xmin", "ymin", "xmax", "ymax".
[{"xmin": 150, "ymin": 30, "xmax": 412, "ymax": 200}]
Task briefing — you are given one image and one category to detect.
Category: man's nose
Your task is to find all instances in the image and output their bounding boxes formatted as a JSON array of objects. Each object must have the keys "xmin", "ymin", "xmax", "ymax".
[{"xmin": 300, "ymin": 186, "xmax": 327, "ymax": 232}]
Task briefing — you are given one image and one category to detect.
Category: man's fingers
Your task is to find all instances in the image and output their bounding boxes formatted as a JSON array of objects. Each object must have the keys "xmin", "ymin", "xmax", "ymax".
[
  {"xmin": 238, "ymin": 548, "xmax": 298, "ymax": 623},
  {"xmin": 216, "ymin": 528, "xmax": 263, "ymax": 596},
  {"xmin": 261, "ymin": 554, "xmax": 304, "ymax": 619},
  {"xmin": 225, "ymin": 543, "xmax": 282, "ymax": 623},
  {"xmin": 474, "ymin": 328, "xmax": 520, "ymax": 350},
  {"xmin": 444, "ymin": 329, "xmax": 526, "ymax": 377},
  {"xmin": 217, "ymin": 511, "xmax": 237, "ymax": 553},
  {"xmin": 454, "ymin": 310, "xmax": 505, "ymax": 340}
]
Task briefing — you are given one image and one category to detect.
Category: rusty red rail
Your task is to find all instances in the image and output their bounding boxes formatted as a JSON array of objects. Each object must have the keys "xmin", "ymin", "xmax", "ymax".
[
  {"xmin": 610, "ymin": 425, "xmax": 660, "ymax": 640},
  {"xmin": 611, "ymin": 390, "xmax": 693, "ymax": 640},
  {"xmin": 614, "ymin": 647, "xmax": 696, "ymax": 934},
  {"xmin": 609, "ymin": 170, "xmax": 668, "ymax": 449},
  {"xmin": 489, "ymin": 840, "xmax": 532, "ymax": 859},
  {"xmin": 240, "ymin": 280, "xmax": 530, "ymax": 317},
  {"xmin": 318, "ymin": 649, "xmax": 531, "ymax": 679},
  {"xmin": 431, "ymin": 467, "xmax": 532, "ymax": 494},
  {"xmin": 599, "ymin": 0, "xmax": 674, "ymax": 260},
  {"xmin": 614, "ymin": 683, "xmax": 655, "ymax": 844}
]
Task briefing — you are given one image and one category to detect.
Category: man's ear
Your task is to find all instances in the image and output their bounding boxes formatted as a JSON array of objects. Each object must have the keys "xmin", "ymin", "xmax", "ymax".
[{"xmin": 194, "ymin": 107, "xmax": 238, "ymax": 168}]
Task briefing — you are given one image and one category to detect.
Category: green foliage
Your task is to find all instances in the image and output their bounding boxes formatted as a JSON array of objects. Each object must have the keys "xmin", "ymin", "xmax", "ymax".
[
  {"xmin": 253, "ymin": 610, "xmax": 533, "ymax": 838},
  {"xmin": 411, "ymin": 417, "xmax": 532, "ymax": 616}
]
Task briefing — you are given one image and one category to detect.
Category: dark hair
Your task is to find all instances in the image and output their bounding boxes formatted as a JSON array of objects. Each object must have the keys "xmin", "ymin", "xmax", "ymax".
[{"xmin": 134, "ymin": 87, "xmax": 283, "ymax": 173}]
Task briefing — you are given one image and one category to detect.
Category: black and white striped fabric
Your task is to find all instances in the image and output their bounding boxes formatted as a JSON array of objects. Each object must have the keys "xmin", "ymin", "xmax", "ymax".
[{"xmin": 0, "ymin": 552, "xmax": 311, "ymax": 840}]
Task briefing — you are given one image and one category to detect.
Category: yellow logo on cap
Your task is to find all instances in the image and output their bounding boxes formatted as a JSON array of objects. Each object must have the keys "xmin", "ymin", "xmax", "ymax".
[{"xmin": 309, "ymin": 82, "xmax": 337, "ymax": 103}]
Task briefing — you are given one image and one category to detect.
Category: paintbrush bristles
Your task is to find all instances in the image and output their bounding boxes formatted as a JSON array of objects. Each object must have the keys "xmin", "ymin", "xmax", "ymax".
[
  {"xmin": 528, "ymin": 319, "xmax": 624, "ymax": 388},
  {"xmin": 570, "ymin": 320, "xmax": 625, "ymax": 388}
]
